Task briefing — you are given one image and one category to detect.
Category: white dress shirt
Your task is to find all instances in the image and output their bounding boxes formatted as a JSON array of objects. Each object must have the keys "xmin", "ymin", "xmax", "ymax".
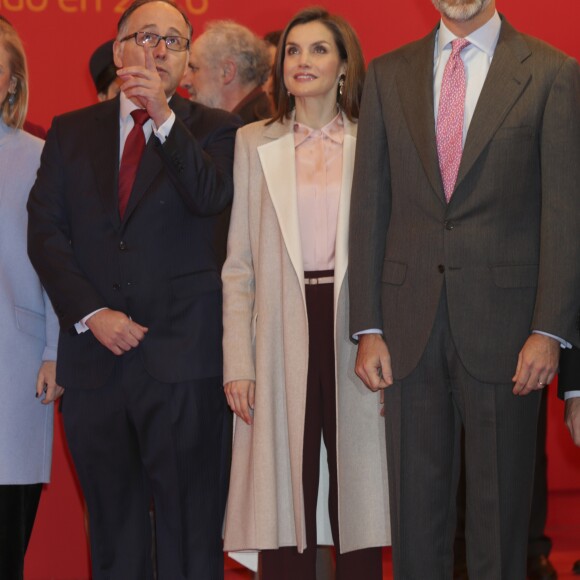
[{"xmin": 433, "ymin": 10, "xmax": 501, "ymax": 144}]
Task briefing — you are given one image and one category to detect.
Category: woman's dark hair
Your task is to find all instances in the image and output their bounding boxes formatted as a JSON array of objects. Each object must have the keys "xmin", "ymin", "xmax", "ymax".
[{"xmin": 270, "ymin": 6, "xmax": 365, "ymax": 123}]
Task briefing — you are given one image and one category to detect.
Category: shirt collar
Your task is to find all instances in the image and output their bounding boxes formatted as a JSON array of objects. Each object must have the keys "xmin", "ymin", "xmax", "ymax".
[
  {"xmin": 436, "ymin": 10, "xmax": 501, "ymax": 59},
  {"xmin": 119, "ymin": 92, "xmax": 142, "ymax": 122},
  {"xmin": 293, "ymin": 111, "xmax": 344, "ymax": 148}
]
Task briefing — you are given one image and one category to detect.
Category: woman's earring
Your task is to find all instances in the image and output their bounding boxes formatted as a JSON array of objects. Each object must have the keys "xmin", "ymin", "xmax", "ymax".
[
  {"xmin": 8, "ymin": 91, "xmax": 15, "ymax": 108},
  {"xmin": 338, "ymin": 75, "xmax": 345, "ymax": 97}
]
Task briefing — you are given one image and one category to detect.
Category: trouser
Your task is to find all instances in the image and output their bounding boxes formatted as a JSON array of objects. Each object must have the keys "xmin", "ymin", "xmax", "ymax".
[
  {"xmin": 0, "ymin": 483, "xmax": 42, "ymax": 580},
  {"xmin": 454, "ymin": 387, "xmax": 551, "ymax": 575},
  {"xmin": 261, "ymin": 273, "xmax": 383, "ymax": 580},
  {"xmin": 62, "ymin": 350, "xmax": 227, "ymax": 580},
  {"xmin": 385, "ymin": 292, "xmax": 540, "ymax": 580}
]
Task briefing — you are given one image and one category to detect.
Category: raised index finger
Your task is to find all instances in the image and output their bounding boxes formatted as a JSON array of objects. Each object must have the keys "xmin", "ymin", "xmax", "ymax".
[{"xmin": 144, "ymin": 44, "xmax": 156, "ymax": 72}]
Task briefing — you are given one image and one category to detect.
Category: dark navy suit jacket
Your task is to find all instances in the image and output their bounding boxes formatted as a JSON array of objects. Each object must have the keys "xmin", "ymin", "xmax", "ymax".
[{"xmin": 28, "ymin": 93, "xmax": 241, "ymax": 389}]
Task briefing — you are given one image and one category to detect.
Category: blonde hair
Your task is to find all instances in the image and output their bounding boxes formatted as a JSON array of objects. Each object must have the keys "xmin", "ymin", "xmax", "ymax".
[{"xmin": 0, "ymin": 19, "xmax": 28, "ymax": 129}]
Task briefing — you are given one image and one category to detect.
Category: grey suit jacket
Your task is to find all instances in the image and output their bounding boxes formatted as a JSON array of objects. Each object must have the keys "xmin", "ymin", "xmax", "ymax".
[{"xmin": 349, "ymin": 18, "xmax": 580, "ymax": 383}]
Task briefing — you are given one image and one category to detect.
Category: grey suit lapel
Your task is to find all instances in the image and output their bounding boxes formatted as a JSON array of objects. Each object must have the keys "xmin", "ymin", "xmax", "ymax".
[
  {"xmin": 455, "ymin": 19, "xmax": 532, "ymax": 197},
  {"xmin": 396, "ymin": 29, "xmax": 446, "ymax": 204}
]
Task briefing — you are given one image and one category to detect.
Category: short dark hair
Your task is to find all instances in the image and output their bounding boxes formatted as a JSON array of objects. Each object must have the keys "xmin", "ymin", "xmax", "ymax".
[
  {"xmin": 117, "ymin": 0, "xmax": 192, "ymax": 39},
  {"xmin": 270, "ymin": 6, "xmax": 365, "ymax": 124},
  {"xmin": 263, "ymin": 30, "xmax": 282, "ymax": 48}
]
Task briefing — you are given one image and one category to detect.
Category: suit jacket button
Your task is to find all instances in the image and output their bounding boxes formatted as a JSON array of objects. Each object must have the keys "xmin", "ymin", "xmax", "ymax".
[
  {"xmin": 438, "ymin": 264, "xmax": 445, "ymax": 273},
  {"xmin": 445, "ymin": 220, "xmax": 455, "ymax": 230},
  {"xmin": 112, "ymin": 283, "xmax": 121, "ymax": 291},
  {"xmin": 119, "ymin": 241, "xmax": 127, "ymax": 251}
]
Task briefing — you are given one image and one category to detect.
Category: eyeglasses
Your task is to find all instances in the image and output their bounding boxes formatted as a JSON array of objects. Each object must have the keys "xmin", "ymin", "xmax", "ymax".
[{"xmin": 120, "ymin": 31, "xmax": 190, "ymax": 52}]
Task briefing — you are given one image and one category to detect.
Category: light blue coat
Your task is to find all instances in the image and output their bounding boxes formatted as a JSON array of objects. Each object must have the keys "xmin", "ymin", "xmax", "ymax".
[{"xmin": 0, "ymin": 121, "xmax": 58, "ymax": 484}]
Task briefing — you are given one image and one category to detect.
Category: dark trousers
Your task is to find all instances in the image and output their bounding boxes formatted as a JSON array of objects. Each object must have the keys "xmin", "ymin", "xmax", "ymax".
[
  {"xmin": 384, "ymin": 293, "xmax": 540, "ymax": 580},
  {"xmin": 0, "ymin": 483, "xmax": 42, "ymax": 580},
  {"xmin": 528, "ymin": 388, "xmax": 551, "ymax": 558},
  {"xmin": 62, "ymin": 350, "xmax": 227, "ymax": 580},
  {"xmin": 454, "ymin": 377, "xmax": 551, "ymax": 576},
  {"xmin": 261, "ymin": 277, "xmax": 382, "ymax": 580}
]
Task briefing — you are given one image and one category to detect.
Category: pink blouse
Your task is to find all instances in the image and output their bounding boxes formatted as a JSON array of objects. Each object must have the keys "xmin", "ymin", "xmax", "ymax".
[{"xmin": 293, "ymin": 112, "xmax": 344, "ymax": 272}]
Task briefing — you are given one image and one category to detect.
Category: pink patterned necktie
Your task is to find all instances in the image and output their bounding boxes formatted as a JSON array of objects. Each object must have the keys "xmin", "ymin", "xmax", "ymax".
[
  {"xmin": 118, "ymin": 109, "xmax": 150, "ymax": 219},
  {"xmin": 436, "ymin": 38, "xmax": 470, "ymax": 203}
]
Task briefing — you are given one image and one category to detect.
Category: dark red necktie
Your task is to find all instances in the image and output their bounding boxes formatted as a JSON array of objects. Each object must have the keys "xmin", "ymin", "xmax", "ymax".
[{"xmin": 118, "ymin": 109, "xmax": 150, "ymax": 219}]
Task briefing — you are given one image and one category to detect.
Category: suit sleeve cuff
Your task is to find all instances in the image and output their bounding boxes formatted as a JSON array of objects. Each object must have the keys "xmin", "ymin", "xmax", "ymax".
[
  {"xmin": 352, "ymin": 328, "xmax": 383, "ymax": 341},
  {"xmin": 532, "ymin": 330, "xmax": 572, "ymax": 349},
  {"xmin": 75, "ymin": 307, "xmax": 108, "ymax": 334},
  {"xmin": 153, "ymin": 111, "xmax": 176, "ymax": 143}
]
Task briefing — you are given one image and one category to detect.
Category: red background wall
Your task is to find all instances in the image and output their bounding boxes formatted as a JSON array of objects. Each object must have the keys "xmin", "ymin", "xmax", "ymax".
[{"xmin": 2, "ymin": 1, "xmax": 579, "ymax": 577}]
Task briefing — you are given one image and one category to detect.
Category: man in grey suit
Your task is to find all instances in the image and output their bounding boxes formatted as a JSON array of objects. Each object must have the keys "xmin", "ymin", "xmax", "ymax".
[{"xmin": 349, "ymin": 1, "xmax": 580, "ymax": 578}]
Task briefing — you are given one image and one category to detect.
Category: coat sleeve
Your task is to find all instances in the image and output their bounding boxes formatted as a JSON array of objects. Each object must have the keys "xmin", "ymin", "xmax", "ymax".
[
  {"xmin": 558, "ymin": 348, "xmax": 580, "ymax": 396},
  {"xmin": 558, "ymin": 312, "xmax": 580, "ymax": 397},
  {"xmin": 348, "ymin": 59, "xmax": 392, "ymax": 337},
  {"xmin": 532, "ymin": 56, "xmax": 580, "ymax": 345},
  {"xmin": 155, "ymin": 111, "xmax": 241, "ymax": 217},
  {"xmin": 27, "ymin": 119, "xmax": 107, "ymax": 331},
  {"xmin": 41, "ymin": 288, "xmax": 59, "ymax": 362},
  {"xmin": 222, "ymin": 127, "xmax": 257, "ymax": 384}
]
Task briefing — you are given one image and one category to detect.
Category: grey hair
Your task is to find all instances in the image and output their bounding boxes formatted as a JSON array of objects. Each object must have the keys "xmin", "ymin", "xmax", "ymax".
[{"xmin": 196, "ymin": 20, "xmax": 271, "ymax": 86}]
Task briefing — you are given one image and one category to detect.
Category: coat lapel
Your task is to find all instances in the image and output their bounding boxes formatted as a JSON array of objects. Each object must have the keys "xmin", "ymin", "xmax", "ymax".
[
  {"xmin": 334, "ymin": 118, "xmax": 356, "ymax": 309},
  {"xmin": 258, "ymin": 119, "xmax": 306, "ymax": 299},
  {"xmin": 454, "ymin": 19, "xmax": 532, "ymax": 197},
  {"xmin": 396, "ymin": 29, "xmax": 445, "ymax": 204},
  {"xmin": 90, "ymin": 98, "xmax": 121, "ymax": 229}
]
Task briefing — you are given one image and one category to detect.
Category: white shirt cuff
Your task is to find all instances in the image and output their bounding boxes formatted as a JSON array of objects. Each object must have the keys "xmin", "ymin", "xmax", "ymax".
[
  {"xmin": 75, "ymin": 307, "xmax": 108, "ymax": 334},
  {"xmin": 153, "ymin": 111, "xmax": 176, "ymax": 143},
  {"xmin": 532, "ymin": 330, "xmax": 572, "ymax": 349},
  {"xmin": 564, "ymin": 390, "xmax": 580, "ymax": 400},
  {"xmin": 352, "ymin": 328, "xmax": 383, "ymax": 341}
]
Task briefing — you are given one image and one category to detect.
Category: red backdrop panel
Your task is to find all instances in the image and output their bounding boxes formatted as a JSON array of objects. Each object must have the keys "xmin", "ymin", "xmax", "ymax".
[{"xmin": 2, "ymin": 1, "xmax": 578, "ymax": 577}]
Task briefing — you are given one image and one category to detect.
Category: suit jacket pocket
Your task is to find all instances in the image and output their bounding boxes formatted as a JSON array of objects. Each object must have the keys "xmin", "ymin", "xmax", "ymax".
[
  {"xmin": 493, "ymin": 126, "xmax": 534, "ymax": 141},
  {"xmin": 14, "ymin": 306, "xmax": 46, "ymax": 341},
  {"xmin": 492, "ymin": 264, "xmax": 538, "ymax": 288},
  {"xmin": 170, "ymin": 270, "xmax": 222, "ymax": 299},
  {"xmin": 382, "ymin": 261, "xmax": 407, "ymax": 286}
]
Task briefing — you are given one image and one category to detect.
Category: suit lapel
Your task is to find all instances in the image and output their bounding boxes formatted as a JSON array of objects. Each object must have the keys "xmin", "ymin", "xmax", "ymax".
[
  {"xmin": 90, "ymin": 98, "xmax": 121, "ymax": 229},
  {"xmin": 334, "ymin": 118, "xmax": 356, "ymax": 309},
  {"xmin": 258, "ymin": 119, "xmax": 306, "ymax": 299},
  {"xmin": 396, "ymin": 29, "xmax": 445, "ymax": 204},
  {"xmin": 455, "ymin": 19, "xmax": 532, "ymax": 197},
  {"xmin": 122, "ymin": 135, "xmax": 163, "ymax": 223},
  {"xmin": 122, "ymin": 94, "xmax": 191, "ymax": 224}
]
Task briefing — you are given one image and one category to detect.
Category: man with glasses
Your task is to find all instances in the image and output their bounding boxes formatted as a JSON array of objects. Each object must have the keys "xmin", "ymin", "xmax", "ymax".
[{"xmin": 27, "ymin": 1, "xmax": 241, "ymax": 578}]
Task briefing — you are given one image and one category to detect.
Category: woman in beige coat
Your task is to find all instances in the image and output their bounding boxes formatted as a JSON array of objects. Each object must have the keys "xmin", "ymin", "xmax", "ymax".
[{"xmin": 222, "ymin": 8, "xmax": 390, "ymax": 579}]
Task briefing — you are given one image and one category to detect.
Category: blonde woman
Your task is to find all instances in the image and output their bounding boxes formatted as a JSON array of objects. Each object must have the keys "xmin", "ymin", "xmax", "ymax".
[{"xmin": 0, "ymin": 19, "xmax": 62, "ymax": 580}]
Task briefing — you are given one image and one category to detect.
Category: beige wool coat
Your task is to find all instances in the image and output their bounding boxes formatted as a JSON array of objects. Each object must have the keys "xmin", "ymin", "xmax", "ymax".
[{"xmin": 222, "ymin": 115, "xmax": 391, "ymax": 554}]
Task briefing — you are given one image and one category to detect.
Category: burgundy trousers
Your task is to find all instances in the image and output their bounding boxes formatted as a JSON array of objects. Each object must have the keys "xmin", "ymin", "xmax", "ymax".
[{"xmin": 261, "ymin": 274, "xmax": 383, "ymax": 580}]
